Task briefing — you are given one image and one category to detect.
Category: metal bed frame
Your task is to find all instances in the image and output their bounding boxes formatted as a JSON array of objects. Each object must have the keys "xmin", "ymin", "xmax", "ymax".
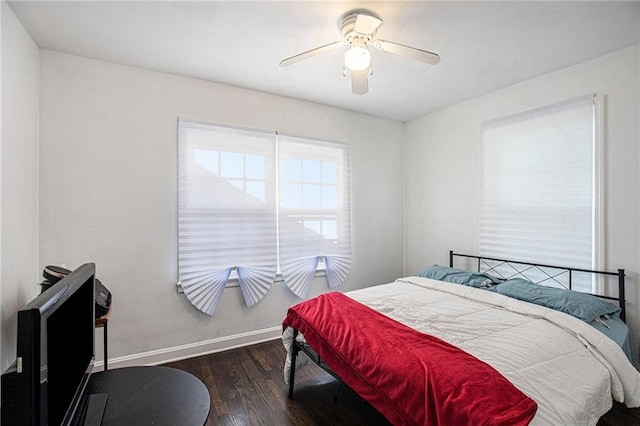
[
  {"xmin": 449, "ymin": 251, "xmax": 626, "ymax": 321},
  {"xmin": 288, "ymin": 328, "xmax": 340, "ymax": 399},
  {"xmin": 287, "ymin": 250, "xmax": 627, "ymax": 399}
]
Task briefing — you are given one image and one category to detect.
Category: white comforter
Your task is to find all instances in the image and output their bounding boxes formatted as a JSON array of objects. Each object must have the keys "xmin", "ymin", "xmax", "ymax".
[{"xmin": 283, "ymin": 276, "xmax": 640, "ymax": 425}]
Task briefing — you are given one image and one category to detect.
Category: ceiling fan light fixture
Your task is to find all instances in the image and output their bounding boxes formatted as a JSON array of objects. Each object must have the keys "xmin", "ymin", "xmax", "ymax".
[
  {"xmin": 278, "ymin": 9, "xmax": 440, "ymax": 95},
  {"xmin": 344, "ymin": 46, "xmax": 371, "ymax": 71}
]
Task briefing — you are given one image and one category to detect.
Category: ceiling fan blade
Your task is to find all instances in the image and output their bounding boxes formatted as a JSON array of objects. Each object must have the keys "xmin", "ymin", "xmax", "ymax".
[
  {"xmin": 354, "ymin": 13, "xmax": 382, "ymax": 35},
  {"xmin": 350, "ymin": 68, "xmax": 368, "ymax": 95},
  {"xmin": 371, "ymin": 39, "xmax": 441, "ymax": 65},
  {"xmin": 279, "ymin": 41, "xmax": 345, "ymax": 67}
]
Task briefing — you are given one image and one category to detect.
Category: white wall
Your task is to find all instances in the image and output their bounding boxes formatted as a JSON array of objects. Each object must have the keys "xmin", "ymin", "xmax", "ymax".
[
  {"xmin": 0, "ymin": 1, "xmax": 40, "ymax": 373},
  {"xmin": 38, "ymin": 50, "xmax": 405, "ymax": 366},
  {"xmin": 404, "ymin": 45, "xmax": 640, "ymax": 363},
  {"xmin": 21, "ymin": 27, "xmax": 640, "ymax": 371}
]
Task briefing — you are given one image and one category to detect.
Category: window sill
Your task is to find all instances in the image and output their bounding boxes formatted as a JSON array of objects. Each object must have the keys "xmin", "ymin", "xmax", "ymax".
[{"xmin": 176, "ymin": 269, "xmax": 327, "ymax": 293}]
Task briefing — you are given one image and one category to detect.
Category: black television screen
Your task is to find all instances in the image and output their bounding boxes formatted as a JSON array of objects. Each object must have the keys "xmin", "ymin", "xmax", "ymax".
[{"xmin": 2, "ymin": 263, "xmax": 95, "ymax": 425}]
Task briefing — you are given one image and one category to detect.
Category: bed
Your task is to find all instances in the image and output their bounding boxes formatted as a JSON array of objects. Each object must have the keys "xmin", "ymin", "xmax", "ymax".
[{"xmin": 282, "ymin": 251, "xmax": 640, "ymax": 425}]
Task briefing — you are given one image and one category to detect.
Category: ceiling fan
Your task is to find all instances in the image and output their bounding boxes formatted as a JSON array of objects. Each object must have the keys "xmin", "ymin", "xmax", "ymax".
[{"xmin": 279, "ymin": 9, "xmax": 441, "ymax": 95}]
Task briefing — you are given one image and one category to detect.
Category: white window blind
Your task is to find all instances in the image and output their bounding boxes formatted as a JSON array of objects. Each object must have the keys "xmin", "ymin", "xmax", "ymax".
[
  {"xmin": 178, "ymin": 119, "xmax": 351, "ymax": 314},
  {"xmin": 178, "ymin": 120, "xmax": 277, "ymax": 314},
  {"xmin": 480, "ymin": 95, "xmax": 599, "ymax": 291},
  {"xmin": 278, "ymin": 135, "xmax": 351, "ymax": 298}
]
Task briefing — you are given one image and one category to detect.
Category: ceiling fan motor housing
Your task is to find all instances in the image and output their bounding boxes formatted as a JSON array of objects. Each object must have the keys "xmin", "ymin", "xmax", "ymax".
[{"xmin": 340, "ymin": 10, "xmax": 380, "ymax": 46}]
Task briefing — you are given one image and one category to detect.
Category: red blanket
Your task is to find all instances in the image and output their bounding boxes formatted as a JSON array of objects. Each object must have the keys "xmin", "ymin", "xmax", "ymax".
[{"xmin": 283, "ymin": 292, "xmax": 537, "ymax": 426}]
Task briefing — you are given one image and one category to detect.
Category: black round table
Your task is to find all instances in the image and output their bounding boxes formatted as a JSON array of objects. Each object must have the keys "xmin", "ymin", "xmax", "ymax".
[{"xmin": 86, "ymin": 365, "xmax": 210, "ymax": 426}]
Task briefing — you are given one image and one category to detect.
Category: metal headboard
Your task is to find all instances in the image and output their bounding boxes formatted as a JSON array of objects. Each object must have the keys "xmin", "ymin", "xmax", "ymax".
[{"xmin": 449, "ymin": 251, "xmax": 627, "ymax": 322}]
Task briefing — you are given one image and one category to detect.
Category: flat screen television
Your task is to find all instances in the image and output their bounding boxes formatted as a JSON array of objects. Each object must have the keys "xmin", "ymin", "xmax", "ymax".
[{"xmin": 1, "ymin": 263, "xmax": 96, "ymax": 425}]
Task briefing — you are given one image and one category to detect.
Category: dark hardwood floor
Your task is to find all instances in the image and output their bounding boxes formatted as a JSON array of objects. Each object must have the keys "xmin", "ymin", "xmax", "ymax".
[{"xmin": 164, "ymin": 339, "xmax": 640, "ymax": 425}]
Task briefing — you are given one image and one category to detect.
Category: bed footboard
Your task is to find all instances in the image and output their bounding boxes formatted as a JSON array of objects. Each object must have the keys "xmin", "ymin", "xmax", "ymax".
[
  {"xmin": 287, "ymin": 329, "xmax": 299, "ymax": 398},
  {"xmin": 287, "ymin": 327, "xmax": 346, "ymax": 399}
]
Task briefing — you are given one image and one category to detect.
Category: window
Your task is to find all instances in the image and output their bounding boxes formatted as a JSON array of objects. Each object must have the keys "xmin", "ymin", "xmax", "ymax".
[
  {"xmin": 480, "ymin": 95, "xmax": 599, "ymax": 291},
  {"xmin": 177, "ymin": 119, "xmax": 351, "ymax": 314},
  {"xmin": 278, "ymin": 135, "xmax": 351, "ymax": 298}
]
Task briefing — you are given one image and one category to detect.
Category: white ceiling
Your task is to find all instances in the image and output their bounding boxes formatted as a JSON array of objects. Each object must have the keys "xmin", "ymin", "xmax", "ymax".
[{"xmin": 7, "ymin": 1, "xmax": 640, "ymax": 122}]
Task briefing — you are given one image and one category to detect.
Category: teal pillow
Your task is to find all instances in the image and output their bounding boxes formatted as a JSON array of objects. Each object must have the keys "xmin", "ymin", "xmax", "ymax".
[
  {"xmin": 418, "ymin": 265, "xmax": 501, "ymax": 289},
  {"xmin": 494, "ymin": 278, "xmax": 620, "ymax": 322}
]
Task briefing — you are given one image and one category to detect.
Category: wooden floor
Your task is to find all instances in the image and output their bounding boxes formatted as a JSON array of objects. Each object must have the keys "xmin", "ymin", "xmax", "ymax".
[{"xmin": 164, "ymin": 339, "xmax": 640, "ymax": 425}]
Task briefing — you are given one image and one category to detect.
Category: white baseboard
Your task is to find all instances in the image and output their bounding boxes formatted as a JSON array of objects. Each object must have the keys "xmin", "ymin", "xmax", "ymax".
[{"xmin": 92, "ymin": 325, "xmax": 282, "ymax": 370}]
